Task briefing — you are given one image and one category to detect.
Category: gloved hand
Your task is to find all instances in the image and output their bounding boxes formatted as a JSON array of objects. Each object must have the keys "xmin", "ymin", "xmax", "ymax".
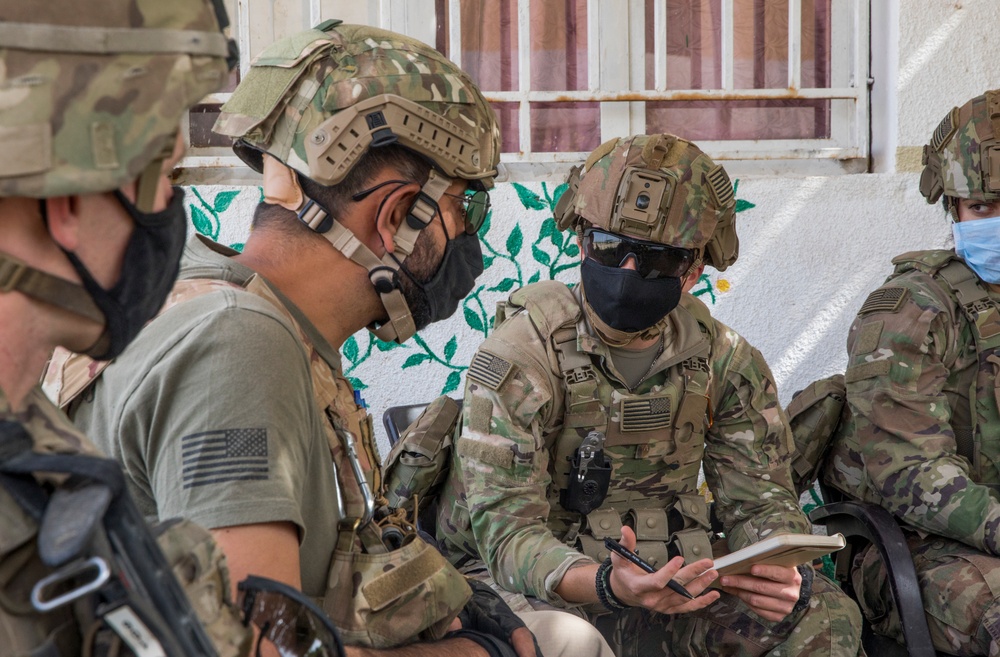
[{"xmin": 450, "ymin": 579, "xmax": 543, "ymax": 657}]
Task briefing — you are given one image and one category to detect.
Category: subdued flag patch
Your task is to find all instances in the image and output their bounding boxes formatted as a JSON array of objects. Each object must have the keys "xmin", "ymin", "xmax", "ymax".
[
  {"xmin": 181, "ymin": 428, "xmax": 269, "ymax": 489},
  {"xmin": 468, "ymin": 351, "xmax": 513, "ymax": 390},
  {"xmin": 858, "ymin": 287, "xmax": 908, "ymax": 315},
  {"xmin": 621, "ymin": 396, "xmax": 672, "ymax": 432}
]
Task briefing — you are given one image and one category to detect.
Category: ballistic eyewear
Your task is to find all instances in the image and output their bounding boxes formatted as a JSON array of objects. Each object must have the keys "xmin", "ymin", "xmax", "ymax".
[
  {"xmin": 581, "ymin": 228, "xmax": 695, "ymax": 279},
  {"xmin": 238, "ymin": 575, "xmax": 345, "ymax": 657},
  {"xmin": 443, "ymin": 187, "xmax": 491, "ymax": 234}
]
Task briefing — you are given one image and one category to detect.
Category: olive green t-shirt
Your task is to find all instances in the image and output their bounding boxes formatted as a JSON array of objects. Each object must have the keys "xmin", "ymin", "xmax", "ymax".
[
  {"xmin": 71, "ymin": 236, "xmax": 341, "ymax": 597},
  {"xmin": 608, "ymin": 338, "xmax": 663, "ymax": 389}
]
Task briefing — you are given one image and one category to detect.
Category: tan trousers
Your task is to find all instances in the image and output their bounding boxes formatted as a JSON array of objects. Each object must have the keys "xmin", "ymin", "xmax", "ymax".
[{"xmin": 517, "ymin": 610, "xmax": 616, "ymax": 657}]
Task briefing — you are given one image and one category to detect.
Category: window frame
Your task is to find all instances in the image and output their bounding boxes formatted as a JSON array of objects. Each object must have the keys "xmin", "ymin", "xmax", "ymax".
[{"xmin": 173, "ymin": 0, "xmax": 870, "ymax": 185}]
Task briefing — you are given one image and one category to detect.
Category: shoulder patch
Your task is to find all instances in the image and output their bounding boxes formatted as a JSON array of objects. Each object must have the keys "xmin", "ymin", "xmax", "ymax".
[
  {"xmin": 468, "ymin": 351, "xmax": 514, "ymax": 391},
  {"xmin": 845, "ymin": 360, "xmax": 891, "ymax": 383},
  {"xmin": 456, "ymin": 437, "xmax": 513, "ymax": 469},
  {"xmin": 858, "ymin": 287, "xmax": 909, "ymax": 316},
  {"xmin": 855, "ymin": 320, "xmax": 884, "ymax": 354},
  {"xmin": 467, "ymin": 395, "xmax": 494, "ymax": 435}
]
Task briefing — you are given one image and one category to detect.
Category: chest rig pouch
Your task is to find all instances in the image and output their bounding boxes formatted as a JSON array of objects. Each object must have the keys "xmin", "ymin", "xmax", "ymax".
[{"xmin": 511, "ymin": 284, "xmax": 717, "ymax": 568}]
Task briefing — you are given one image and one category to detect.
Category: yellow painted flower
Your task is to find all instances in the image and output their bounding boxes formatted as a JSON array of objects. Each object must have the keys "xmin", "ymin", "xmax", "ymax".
[{"xmin": 717, "ymin": 279, "xmax": 731, "ymax": 292}]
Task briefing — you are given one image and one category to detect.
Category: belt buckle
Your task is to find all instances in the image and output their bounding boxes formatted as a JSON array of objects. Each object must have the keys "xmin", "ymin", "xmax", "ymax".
[{"xmin": 0, "ymin": 258, "xmax": 27, "ymax": 293}]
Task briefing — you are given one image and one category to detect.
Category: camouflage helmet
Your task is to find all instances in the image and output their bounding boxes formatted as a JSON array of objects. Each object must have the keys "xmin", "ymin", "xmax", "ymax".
[
  {"xmin": 213, "ymin": 20, "xmax": 499, "ymax": 345},
  {"xmin": 0, "ymin": 0, "xmax": 235, "ymax": 207},
  {"xmin": 214, "ymin": 20, "xmax": 501, "ymax": 190},
  {"xmin": 554, "ymin": 134, "xmax": 738, "ymax": 271},
  {"xmin": 920, "ymin": 89, "xmax": 1000, "ymax": 208}
]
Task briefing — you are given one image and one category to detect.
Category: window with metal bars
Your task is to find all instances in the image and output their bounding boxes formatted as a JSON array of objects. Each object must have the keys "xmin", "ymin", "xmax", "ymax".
[{"xmin": 175, "ymin": 0, "xmax": 869, "ymax": 184}]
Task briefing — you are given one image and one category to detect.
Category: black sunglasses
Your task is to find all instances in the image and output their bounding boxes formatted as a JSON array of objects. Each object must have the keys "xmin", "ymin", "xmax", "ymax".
[
  {"xmin": 238, "ymin": 575, "xmax": 345, "ymax": 657},
  {"xmin": 581, "ymin": 228, "xmax": 695, "ymax": 279},
  {"xmin": 443, "ymin": 188, "xmax": 491, "ymax": 234}
]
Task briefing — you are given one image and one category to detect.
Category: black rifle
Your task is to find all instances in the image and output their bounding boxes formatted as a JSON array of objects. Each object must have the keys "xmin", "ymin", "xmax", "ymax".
[{"xmin": 0, "ymin": 420, "xmax": 219, "ymax": 657}]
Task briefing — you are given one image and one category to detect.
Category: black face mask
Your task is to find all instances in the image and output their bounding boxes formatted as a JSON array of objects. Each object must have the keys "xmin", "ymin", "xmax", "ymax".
[
  {"xmin": 580, "ymin": 257, "xmax": 682, "ymax": 333},
  {"xmin": 400, "ymin": 231, "xmax": 484, "ymax": 332},
  {"xmin": 63, "ymin": 187, "xmax": 189, "ymax": 360}
]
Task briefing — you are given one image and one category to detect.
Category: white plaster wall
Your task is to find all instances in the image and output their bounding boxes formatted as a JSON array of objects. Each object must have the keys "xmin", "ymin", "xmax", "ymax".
[
  {"xmin": 894, "ymin": 0, "xmax": 1000, "ymax": 170},
  {"xmin": 708, "ymin": 173, "xmax": 949, "ymax": 402}
]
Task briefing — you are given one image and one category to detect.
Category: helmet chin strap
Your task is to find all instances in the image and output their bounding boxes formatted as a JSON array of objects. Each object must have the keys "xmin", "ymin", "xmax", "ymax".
[
  {"xmin": 0, "ymin": 250, "xmax": 104, "ymax": 323},
  {"xmin": 261, "ymin": 154, "xmax": 449, "ymax": 343}
]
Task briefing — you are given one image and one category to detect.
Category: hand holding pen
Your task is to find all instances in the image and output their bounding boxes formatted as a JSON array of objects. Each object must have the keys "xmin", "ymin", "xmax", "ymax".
[
  {"xmin": 600, "ymin": 528, "xmax": 720, "ymax": 615},
  {"xmin": 604, "ymin": 537, "xmax": 696, "ymax": 599}
]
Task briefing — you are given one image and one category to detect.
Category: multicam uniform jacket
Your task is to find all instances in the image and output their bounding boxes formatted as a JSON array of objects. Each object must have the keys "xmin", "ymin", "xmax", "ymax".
[
  {"xmin": 826, "ymin": 249, "xmax": 1000, "ymax": 553},
  {"xmin": 437, "ymin": 282, "xmax": 810, "ymax": 605}
]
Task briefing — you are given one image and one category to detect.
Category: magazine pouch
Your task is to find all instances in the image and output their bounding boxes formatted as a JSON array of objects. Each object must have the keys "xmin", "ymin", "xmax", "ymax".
[{"xmin": 322, "ymin": 531, "xmax": 471, "ymax": 648}]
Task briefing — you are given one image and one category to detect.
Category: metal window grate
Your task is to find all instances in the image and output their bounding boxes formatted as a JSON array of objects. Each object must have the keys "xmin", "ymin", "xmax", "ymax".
[{"xmin": 175, "ymin": 0, "xmax": 869, "ymax": 185}]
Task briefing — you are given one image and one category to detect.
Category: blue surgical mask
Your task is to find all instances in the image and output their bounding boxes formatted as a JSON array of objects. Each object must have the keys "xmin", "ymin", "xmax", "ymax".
[{"xmin": 953, "ymin": 215, "xmax": 1000, "ymax": 284}]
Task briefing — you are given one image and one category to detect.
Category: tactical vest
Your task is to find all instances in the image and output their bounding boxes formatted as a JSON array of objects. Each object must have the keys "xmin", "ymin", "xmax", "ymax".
[
  {"xmin": 501, "ymin": 282, "xmax": 718, "ymax": 567},
  {"xmin": 48, "ymin": 272, "xmax": 469, "ymax": 648},
  {"xmin": 825, "ymin": 251, "xmax": 1000, "ymax": 500}
]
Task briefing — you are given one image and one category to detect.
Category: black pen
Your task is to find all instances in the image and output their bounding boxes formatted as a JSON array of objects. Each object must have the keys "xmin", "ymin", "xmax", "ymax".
[{"xmin": 604, "ymin": 537, "xmax": 696, "ymax": 600}]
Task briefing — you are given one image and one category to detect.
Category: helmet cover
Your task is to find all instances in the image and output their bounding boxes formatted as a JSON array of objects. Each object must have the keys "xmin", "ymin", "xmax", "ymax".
[
  {"xmin": 920, "ymin": 89, "xmax": 1000, "ymax": 206},
  {"xmin": 554, "ymin": 134, "xmax": 739, "ymax": 271},
  {"xmin": 0, "ymin": 0, "xmax": 232, "ymax": 199},
  {"xmin": 214, "ymin": 20, "xmax": 501, "ymax": 189}
]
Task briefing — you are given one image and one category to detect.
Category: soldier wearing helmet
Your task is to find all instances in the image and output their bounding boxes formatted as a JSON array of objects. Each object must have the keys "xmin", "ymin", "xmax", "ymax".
[
  {"xmin": 436, "ymin": 134, "xmax": 863, "ymax": 657},
  {"xmin": 0, "ymin": 0, "xmax": 250, "ymax": 655},
  {"xmin": 48, "ymin": 19, "xmax": 611, "ymax": 657},
  {"xmin": 821, "ymin": 90, "xmax": 1000, "ymax": 655}
]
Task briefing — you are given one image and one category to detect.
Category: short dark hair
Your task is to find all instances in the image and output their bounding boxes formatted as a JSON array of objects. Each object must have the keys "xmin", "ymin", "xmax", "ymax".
[{"xmin": 251, "ymin": 145, "xmax": 433, "ymax": 233}]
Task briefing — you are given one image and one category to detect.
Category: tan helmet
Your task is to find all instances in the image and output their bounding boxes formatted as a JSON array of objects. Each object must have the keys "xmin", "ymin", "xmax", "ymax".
[
  {"xmin": 215, "ymin": 20, "xmax": 500, "ymax": 189},
  {"xmin": 920, "ymin": 89, "xmax": 1000, "ymax": 213},
  {"xmin": 554, "ymin": 133, "xmax": 738, "ymax": 271},
  {"xmin": 0, "ymin": 0, "xmax": 234, "ymax": 208},
  {"xmin": 214, "ymin": 20, "xmax": 501, "ymax": 343}
]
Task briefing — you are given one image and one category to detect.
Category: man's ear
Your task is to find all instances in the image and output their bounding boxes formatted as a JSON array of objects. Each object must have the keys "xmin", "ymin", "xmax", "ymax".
[
  {"xmin": 43, "ymin": 196, "xmax": 83, "ymax": 252},
  {"xmin": 681, "ymin": 263, "xmax": 706, "ymax": 293},
  {"xmin": 374, "ymin": 183, "xmax": 421, "ymax": 255}
]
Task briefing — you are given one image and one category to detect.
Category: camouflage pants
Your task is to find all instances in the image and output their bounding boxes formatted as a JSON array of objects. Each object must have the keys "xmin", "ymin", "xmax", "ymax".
[
  {"xmin": 462, "ymin": 565, "xmax": 862, "ymax": 657},
  {"xmin": 608, "ymin": 572, "xmax": 863, "ymax": 657},
  {"xmin": 852, "ymin": 533, "xmax": 1000, "ymax": 656}
]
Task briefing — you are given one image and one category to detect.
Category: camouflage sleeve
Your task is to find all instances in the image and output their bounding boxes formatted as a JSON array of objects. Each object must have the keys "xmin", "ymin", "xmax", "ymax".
[
  {"xmin": 457, "ymin": 324, "xmax": 593, "ymax": 606},
  {"xmin": 847, "ymin": 281, "xmax": 1000, "ymax": 554},
  {"xmin": 702, "ymin": 328, "xmax": 811, "ymax": 552}
]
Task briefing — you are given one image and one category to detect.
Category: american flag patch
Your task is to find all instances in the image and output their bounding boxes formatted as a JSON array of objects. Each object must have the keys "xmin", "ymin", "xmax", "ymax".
[
  {"xmin": 620, "ymin": 396, "xmax": 671, "ymax": 432},
  {"xmin": 858, "ymin": 287, "xmax": 908, "ymax": 315},
  {"xmin": 181, "ymin": 428, "xmax": 269, "ymax": 489},
  {"xmin": 468, "ymin": 351, "xmax": 513, "ymax": 390}
]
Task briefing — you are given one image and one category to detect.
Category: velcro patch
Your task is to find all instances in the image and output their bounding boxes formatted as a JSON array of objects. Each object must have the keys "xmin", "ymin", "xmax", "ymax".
[
  {"xmin": 707, "ymin": 165, "xmax": 735, "ymax": 208},
  {"xmin": 457, "ymin": 437, "xmax": 513, "ymax": 469},
  {"xmin": 845, "ymin": 360, "xmax": 891, "ymax": 383},
  {"xmin": 620, "ymin": 396, "xmax": 672, "ymax": 432},
  {"xmin": 858, "ymin": 287, "xmax": 909, "ymax": 316},
  {"xmin": 930, "ymin": 107, "xmax": 958, "ymax": 152},
  {"xmin": 468, "ymin": 351, "xmax": 513, "ymax": 391},
  {"xmin": 467, "ymin": 395, "xmax": 493, "ymax": 435},
  {"xmin": 856, "ymin": 320, "xmax": 884, "ymax": 354}
]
